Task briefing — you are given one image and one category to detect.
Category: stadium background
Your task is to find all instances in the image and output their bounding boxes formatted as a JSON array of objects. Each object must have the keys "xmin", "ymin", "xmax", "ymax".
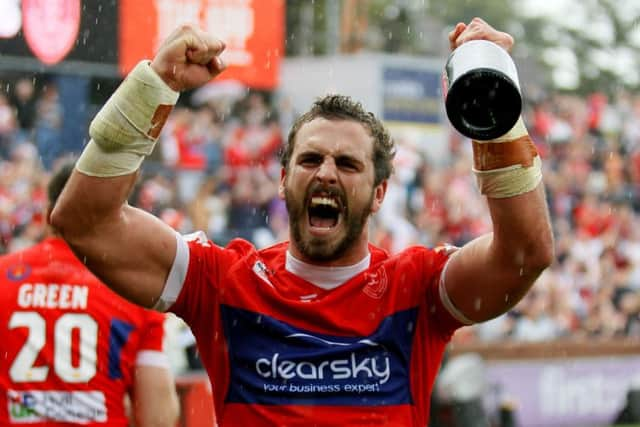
[{"xmin": 1, "ymin": 1, "xmax": 640, "ymax": 426}]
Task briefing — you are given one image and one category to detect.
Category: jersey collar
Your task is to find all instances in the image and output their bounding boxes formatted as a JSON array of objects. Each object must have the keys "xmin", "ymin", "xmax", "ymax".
[{"xmin": 285, "ymin": 251, "xmax": 371, "ymax": 290}]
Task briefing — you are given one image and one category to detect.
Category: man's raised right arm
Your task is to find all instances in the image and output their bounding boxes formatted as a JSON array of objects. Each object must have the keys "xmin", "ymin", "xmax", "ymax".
[{"xmin": 50, "ymin": 25, "xmax": 226, "ymax": 308}]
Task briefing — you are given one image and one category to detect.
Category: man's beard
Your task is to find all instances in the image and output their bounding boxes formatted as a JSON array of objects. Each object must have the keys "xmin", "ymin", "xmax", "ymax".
[{"xmin": 285, "ymin": 184, "xmax": 374, "ymax": 262}]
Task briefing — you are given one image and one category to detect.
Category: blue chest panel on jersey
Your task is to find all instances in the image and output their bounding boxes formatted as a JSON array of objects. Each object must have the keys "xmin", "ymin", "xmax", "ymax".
[{"xmin": 220, "ymin": 304, "xmax": 418, "ymax": 406}]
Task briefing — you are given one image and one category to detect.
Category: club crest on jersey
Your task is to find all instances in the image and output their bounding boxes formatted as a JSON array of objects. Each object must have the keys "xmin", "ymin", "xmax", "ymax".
[
  {"xmin": 7, "ymin": 263, "xmax": 31, "ymax": 281},
  {"xmin": 363, "ymin": 267, "xmax": 388, "ymax": 299},
  {"xmin": 252, "ymin": 261, "xmax": 274, "ymax": 287}
]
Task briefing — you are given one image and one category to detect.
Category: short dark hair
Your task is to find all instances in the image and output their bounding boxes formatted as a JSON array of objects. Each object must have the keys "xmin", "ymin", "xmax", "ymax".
[
  {"xmin": 280, "ymin": 94, "xmax": 395, "ymax": 186},
  {"xmin": 47, "ymin": 160, "xmax": 75, "ymax": 207}
]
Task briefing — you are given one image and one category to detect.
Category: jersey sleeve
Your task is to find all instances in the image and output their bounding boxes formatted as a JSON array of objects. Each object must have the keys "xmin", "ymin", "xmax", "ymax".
[
  {"xmin": 437, "ymin": 249, "xmax": 476, "ymax": 326},
  {"xmin": 157, "ymin": 231, "xmax": 243, "ymax": 330},
  {"xmin": 135, "ymin": 310, "xmax": 169, "ymax": 368},
  {"xmin": 424, "ymin": 245, "xmax": 469, "ymax": 340},
  {"xmin": 154, "ymin": 231, "xmax": 193, "ymax": 312}
]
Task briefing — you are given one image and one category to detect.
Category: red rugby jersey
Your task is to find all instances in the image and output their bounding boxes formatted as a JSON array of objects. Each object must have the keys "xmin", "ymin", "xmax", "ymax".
[
  {"xmin": 0, "ymin": 237, "xmax": 167, "ymax": 426},
  {"xmin": 164, "ymin": 232, "xmax": 463, "ymax": 426}
]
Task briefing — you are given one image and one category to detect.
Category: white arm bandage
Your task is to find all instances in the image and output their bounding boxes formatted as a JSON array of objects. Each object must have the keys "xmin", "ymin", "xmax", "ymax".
[
  {"xmin": 471, "ymin": 117, "xmax": 542, "ymax": 199},
  {"xmin": 77, "ymin": 60, "xmax": 179, "ymax": 177}
]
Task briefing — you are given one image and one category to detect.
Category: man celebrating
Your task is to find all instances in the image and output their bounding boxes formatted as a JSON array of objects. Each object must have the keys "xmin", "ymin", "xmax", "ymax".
[{"xmin": 51, "ymin": 17, "xmax": 553, "ymax": 426}]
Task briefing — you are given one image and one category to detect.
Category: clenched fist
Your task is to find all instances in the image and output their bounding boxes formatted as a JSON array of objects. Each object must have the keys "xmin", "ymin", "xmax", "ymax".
[{"xmin": 150, "ymin": 24, "xmax": 227, "ymax": 92}]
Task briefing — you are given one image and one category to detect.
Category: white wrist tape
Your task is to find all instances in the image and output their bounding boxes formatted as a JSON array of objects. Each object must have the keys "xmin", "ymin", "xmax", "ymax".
[
  {"xmin": 473, "ymin": 156, "xmax": 542, "ymax": 198},
  {"xmin": 77, "ymin": 60, "xmax": 179, "ymax": 177},
  {"xmin": 472, "ymin": 117, "xmax": 542, "ymax": 199}
]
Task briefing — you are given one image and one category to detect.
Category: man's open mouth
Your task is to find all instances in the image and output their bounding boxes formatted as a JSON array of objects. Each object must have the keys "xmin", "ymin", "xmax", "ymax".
[{"xmin": 308, "ymin": 194, "xmax": 342, "ymax": 229}]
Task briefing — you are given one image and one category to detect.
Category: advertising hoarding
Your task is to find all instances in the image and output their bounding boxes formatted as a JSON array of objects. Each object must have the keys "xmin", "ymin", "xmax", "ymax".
[{"xmin": 120, "ymin": 0, "xmax": 284, "ymax": 89}]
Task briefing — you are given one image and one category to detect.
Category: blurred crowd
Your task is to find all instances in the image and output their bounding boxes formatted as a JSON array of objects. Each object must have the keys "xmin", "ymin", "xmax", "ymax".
[{"xmin": 1, "ymin": 76, "xmax": 640, "ymax": 347}]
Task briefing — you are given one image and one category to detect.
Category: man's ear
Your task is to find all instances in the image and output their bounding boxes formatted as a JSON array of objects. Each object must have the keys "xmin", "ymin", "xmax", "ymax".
[
  {"xmin": 370, "ymin": 180, "xmax": 388, "ymax": 214},
  {"xmin": 45, "ymin": 204, "xmax": 53, "ymax": 226},
  {"xmin": 278, "ymin": 167, "xmax": 286, "ymax": 199}
]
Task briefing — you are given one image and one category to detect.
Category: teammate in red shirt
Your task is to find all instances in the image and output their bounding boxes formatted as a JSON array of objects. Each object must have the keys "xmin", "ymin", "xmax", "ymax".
[
  {"xmin": 52, "ymin": 17, "xmax": 554, "ymax": 426},
  {"xmin": 1, "ymin": 162, "xmax": 179, "ymax": 426}
]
